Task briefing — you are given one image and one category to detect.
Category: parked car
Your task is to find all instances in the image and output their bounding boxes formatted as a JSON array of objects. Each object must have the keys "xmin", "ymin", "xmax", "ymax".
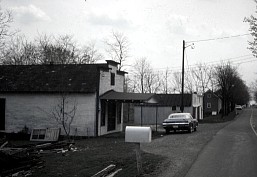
[
  {"xmin": 235, "ymin": 105, "xmax": 243, "ymax": 110},
  {"xmin": 162, "ymin": 113, "xmax": 198, "ymax": 134}
]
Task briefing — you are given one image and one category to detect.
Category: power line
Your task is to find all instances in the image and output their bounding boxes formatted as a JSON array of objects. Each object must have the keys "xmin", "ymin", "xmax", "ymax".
[
  {"xmin": 187, "ymin": 33, "xmax": 250, "ymax": 43},
  {"xmin": 126, "ymin": 56, "xmax": 257, "ymax": 75},
  {"xmin": 143, "ymin": 54, "xmax": 253, "ymax": 71},
  {"xmin": 173, "ymin": 57, "xmax": 256, "ymax": 72},
  {"xmin": 236, "ymin": 59, "xmax": 257, "ymax": 65}
]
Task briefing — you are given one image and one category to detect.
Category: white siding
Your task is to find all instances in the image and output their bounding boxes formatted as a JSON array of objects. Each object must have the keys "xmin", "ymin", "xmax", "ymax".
[
  {"xmin": 0, "ymin": 93, "xmax": 96, "ymax": 136},
  {"xmin": 99, "ymin": 65, "xmax": 124, "ymax": 95},
  {"xmin": 98, "ymin": 64, "xmax": 125, "ymax": 136}
]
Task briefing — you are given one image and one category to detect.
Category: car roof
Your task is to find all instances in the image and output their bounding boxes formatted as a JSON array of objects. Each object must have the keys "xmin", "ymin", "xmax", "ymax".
[{"xmin": 169, "ymin": 113, "xmax": 191, "ymax": 116}]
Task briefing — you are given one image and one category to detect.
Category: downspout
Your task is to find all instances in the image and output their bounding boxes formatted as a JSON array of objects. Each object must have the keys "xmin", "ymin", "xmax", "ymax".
[{"xmin": 95, "ymin": 68, "xmax": 100, "ymax": 137}]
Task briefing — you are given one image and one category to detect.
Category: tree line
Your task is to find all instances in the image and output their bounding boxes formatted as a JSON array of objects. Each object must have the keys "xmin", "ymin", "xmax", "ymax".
[
  {"xmin": 127, "ymin": 58, "xmax": 250, "ymax": 116},
  {"xmin": 0, "ymin": 33, "xmax": 105, "ymax": 65}
]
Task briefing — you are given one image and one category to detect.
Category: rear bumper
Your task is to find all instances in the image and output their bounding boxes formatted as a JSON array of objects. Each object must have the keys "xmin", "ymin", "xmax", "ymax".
[{"xmin": 162, "ymin": 123, "xmax": 190, "ymax": 130}]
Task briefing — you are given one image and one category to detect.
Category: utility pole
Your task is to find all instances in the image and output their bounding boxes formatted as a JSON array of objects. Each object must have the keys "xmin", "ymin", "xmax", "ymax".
[{"xmin": 181, "ymin": 40, "xmax": 185, "ymax": 113}]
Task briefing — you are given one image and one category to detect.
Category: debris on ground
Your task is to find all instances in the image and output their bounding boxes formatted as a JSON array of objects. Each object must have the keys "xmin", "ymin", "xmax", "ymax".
[
  {"xmin": 91, "ymin": 164, "xmax": 122, "ymax": 177},
  {"xmin": 0, "ymin": 140, "xmax": 79, "ymax": 177}
]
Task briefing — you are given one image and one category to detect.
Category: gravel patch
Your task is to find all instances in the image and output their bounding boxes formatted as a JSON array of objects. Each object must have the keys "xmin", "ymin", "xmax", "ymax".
[{"xmin": 141, "ymin": 122, "xmax": 232, "ymax": 177}]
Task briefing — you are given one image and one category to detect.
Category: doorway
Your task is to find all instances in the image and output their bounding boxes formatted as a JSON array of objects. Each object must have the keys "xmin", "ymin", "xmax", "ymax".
[{"xmin": 107, "ymin": 102, "xmax": 116, "ymax": 131}]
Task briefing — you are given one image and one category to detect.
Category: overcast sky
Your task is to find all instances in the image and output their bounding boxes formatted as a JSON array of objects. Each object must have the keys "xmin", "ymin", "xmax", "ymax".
[{"xmin": 2, "ymin": 0, "xmax": 257, "ymax": 85}]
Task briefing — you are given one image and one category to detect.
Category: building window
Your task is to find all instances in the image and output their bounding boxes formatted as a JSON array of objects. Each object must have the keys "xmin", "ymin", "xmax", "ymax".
[
  {"xmin": 111, "ymin": 73, "xmax": 115, "ymax": 86},
  {"xmin": 172, "ymin": 106, "xmax": 176, "ymax": 111},
  {"xmin": 101, "ymin": 101, "xmax": 106, "ymax": 126},
  {"xmin": 31, "ymin": 129, "xmax": 46, "ymax": 140},
  {"xmin": 207, "ymin": 103, "xmax": 211, "ymax": 108},
  {"xmin": 207, "ymin": 94, "xmax": 211, "ymax": 98}
]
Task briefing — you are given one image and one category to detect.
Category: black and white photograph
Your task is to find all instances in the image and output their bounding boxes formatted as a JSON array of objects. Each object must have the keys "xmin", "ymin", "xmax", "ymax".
[{"xmin": 0, "ymin": 0, "xmax": 257, "ymax": 176}]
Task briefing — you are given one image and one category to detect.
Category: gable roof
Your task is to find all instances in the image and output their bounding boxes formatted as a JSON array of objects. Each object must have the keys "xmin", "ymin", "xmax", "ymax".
[
  {"xmin": 157, "ymin": 94, "xmax": 192, "ymax": 106},
  {"xmin": 0, "ymin": 64, "xmax": 110, "ymax": 93},
  {"xmin": 204, "ymin": 89, "xmax": 220, "ymax": 99},
  {"xmin": 100, "ymin": 90, "xmax": 157, "ymax": 103}
]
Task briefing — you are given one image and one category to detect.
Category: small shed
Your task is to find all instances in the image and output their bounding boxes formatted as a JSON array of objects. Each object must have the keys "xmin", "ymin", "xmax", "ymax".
[{"xmin": 133, "ymin": 93, "xmax": 203, "ymax": 126}]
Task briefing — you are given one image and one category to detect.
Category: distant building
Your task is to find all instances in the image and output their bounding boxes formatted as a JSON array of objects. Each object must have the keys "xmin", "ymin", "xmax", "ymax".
[
  {"xmin": 133, "ymin": 93, "xmax": 203, "ymax": 125},
  {"xmin": 203, "ymin": 90, "xmax": 222, "ymax": 116}
]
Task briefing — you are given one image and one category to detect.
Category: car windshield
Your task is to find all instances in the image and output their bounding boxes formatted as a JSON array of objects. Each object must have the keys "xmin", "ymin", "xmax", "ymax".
[{"xmin": 169, "ymin": 115, "xmax": 188, "ymax": 119}]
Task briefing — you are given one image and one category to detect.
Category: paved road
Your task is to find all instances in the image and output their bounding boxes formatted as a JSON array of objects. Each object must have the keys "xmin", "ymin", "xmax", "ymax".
[
  {"xmin": 142, "ymin": 116, "xmax": 231, "ymax": 177},
  {"xmin": 185, "ymin": 108, "xmax": 257, "ymax": 177}
]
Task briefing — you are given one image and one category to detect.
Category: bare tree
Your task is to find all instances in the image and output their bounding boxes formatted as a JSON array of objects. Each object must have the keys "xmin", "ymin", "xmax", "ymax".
[
  {"xmin": 2, "ymin": 30, "xmax": 105, "ymax": 65},
  {"xmin": 245, "ymin": 2, "xmax": 257, "ymax": 58},
  {"xmin": 124, "ymin": 75, "xmax": 136, "ymax": 93},
  {"xmin": 1, "ymin": 35, "xmax": 24, "ymax": 65},
  {"xmin": 132, "ymin": 57, "xmax": 160, "ymax": 93},
  {"xmin": 184, "ymin": 70, "xmax": 195, "ymax": 93},
  {"xmin": 2, "ymin": 33, "xmax": 77, "ymax": 65},
  {"xmin": 214, "ymin": 62, "xmax": 239, "ymax": 116},
  {"xmin": 77, "ymin": 42, "xmax": 103, "ymax": 64},
  {"xmin": 35, "ymin": 33, "xmax": 54, "ymax": 64},
  {"xmin": 36, "ymin": 34, "xmax": 103, "ymax": 65},
  {"xmin": 1, "ymin": 35, "xmax": 38, "ymax": 65},
  {"xmin": 0, "ymin": 4, "xmax": 14, "ymax": 51},
  {"xmin": 172, "ymin": 72, "xmax": 182, "ymax": 93},
  {"xmin": 208, "ymin": 67, "xmax": 217, "ymax": 92},
  {"xmin": 53, "ymin": 34, "xmax": 77, "ymax": 64},
  {"xmin": 130, "ymin": 57, "xmax": 162, "ymax": 93},
  {"xmin": 34, "ymin": 34, "xmax": 77, "ymax": 64},
  {"xmin": 160, "ymin": 68, "xmax": 171, "ymax": 94},
  {"xmin": 22, "ymin": 39, "xmax": 39, "ymax": 64},
  {"xmin": 133, "ymin": 58, "xmax": 149, "ymax": 93},
  {"xmin": 105, "ymin": 31, "xmax": 129, "ymax": 70},
  {"xmin": 191, "ymin": 63, "xmax": 212, "ymax": 94},
  {"xmin": 50, "ymin": 94, "xmax": 77, "ymax": 139},
  {"xmin": 145, "ymin": 69, "xmax": 161, "ymax": 93},
  {"xmin": 172, "ymin": 69, "xmax": 197, "ymax": 94}
]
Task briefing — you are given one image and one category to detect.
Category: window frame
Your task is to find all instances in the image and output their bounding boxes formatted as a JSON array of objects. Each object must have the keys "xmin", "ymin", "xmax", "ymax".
[{"xmin": 111, "ymin": 73, "xmax": 115, "ymax": 86}]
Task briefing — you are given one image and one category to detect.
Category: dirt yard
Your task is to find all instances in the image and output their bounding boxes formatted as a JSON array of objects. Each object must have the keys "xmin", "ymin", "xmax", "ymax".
[{"xmin": 2, "ymin": 113, "xmax": 236, "ymax": 177}]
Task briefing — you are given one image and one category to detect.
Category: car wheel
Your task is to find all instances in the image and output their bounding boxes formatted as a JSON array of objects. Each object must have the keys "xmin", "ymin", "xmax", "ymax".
[
  {"xmin": 188, "ymin": 125, "xmax": 193, "ymax": 133},
  {"xmin": 165, "ymin": 129, "xmax": 170, "ymax": 134}
]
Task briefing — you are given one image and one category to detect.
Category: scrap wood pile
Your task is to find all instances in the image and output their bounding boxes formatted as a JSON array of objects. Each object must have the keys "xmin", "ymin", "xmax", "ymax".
[
  {"xmin": 0, "ymin": 140, "xmax": 76, "ymax": 177},
  {"xmin": 91, "ymin": 164, "xmax": 122, "ymax": 177}
]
